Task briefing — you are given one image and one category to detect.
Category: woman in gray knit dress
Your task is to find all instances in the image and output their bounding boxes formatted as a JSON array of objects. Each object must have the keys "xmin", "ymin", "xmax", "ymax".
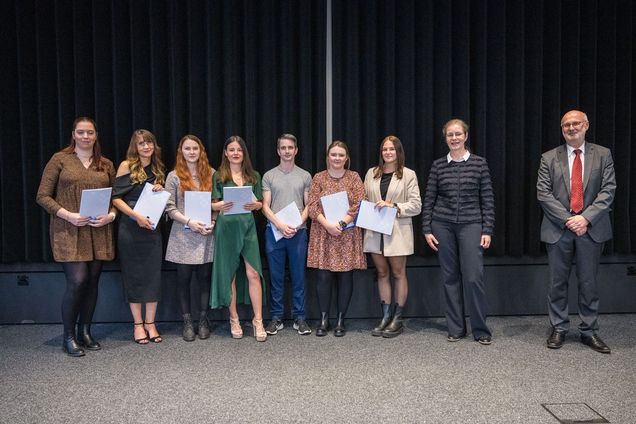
[{"xmin": 165, "ymin": 135, "xmax": 216, "ymax": 341}]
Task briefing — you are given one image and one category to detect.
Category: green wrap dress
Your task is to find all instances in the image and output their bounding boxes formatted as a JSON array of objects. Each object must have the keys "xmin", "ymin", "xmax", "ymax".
[{"xmin": 210, "ymin": 172, "xmax": 266, "ymax": 309}]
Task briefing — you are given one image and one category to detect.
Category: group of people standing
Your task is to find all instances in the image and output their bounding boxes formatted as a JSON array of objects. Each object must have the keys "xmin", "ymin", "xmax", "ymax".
[{"xmin": 37, "ymin": 109, "xmax": 616, "ymax": 357}]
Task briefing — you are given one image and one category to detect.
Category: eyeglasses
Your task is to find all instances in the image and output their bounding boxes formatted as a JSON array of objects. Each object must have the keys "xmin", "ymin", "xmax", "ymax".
[
  {"xmin": 137, "ymin": 141, "xmax": 154, "ymax": 147},
  {"xmin": 445, "ymin": 132, "xmax": 465, "ymax": 138},
  {"xmin": 561, "ymin": 121, "xmax": 585, "ymax": 129}
]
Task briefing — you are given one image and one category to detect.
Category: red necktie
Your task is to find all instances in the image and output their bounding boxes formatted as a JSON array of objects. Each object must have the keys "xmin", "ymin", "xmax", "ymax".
[{"xmin": 570, "ymin": 149, "xmax": 583, "ymax": 213}]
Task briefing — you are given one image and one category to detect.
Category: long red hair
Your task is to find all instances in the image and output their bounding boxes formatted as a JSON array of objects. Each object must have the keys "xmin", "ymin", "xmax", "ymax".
[{"xmin": 174, "ymin": 135, "xmax": 213, "ymax": 191}]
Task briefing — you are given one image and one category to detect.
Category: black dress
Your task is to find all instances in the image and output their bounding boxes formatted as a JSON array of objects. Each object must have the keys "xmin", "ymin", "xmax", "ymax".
[{"xmin": 113, "ymin": 166, "xmax": 163, "ymax": 303}]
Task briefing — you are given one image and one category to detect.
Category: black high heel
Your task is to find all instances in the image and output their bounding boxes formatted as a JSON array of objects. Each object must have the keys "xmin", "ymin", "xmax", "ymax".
[
  {"xmin": 144, "ymin": 321, "xmax": 162, "ymax": 343},
  {"xmin": 133, "ymin": 322, "xmax": 149, "ymax": 344}
]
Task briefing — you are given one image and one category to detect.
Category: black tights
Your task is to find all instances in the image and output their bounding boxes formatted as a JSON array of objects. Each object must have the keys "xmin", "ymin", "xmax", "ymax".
[
  {"xmin": 316, "ymin": 270, "xmax": 353, "ymax": 316},
  {"xmin": 61, "ymin": 261, "xmax": 103, "ymax": 334},
  {"xmin": 176, "ymin": 263, "xmax": 212, "ymax": 315}
]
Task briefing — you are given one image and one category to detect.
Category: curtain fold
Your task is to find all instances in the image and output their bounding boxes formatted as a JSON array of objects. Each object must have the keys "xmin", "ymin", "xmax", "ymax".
[
  {"xmin": 1, "ymin": 0, "xmax": 326, "ymax": 262},
  {"xmin": 0, "ymin": 0, "xmax": 633, "ymax": 262},
  {"xmin": 331, "ymin": 0, "xmax": 634, "ymax": 256}
]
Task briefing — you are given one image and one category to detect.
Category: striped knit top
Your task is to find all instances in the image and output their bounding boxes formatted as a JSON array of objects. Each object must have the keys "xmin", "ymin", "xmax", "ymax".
[{"xmin": 421, "ymin": 154, "xmax": 495, "ymax": 235}]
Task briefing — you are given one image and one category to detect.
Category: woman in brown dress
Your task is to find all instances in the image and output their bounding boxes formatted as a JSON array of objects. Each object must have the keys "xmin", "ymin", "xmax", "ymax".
[
  {"xmin": 112, "ymin": 130, "xmax": 166, "ymax": 345},
  {"xmin": 307, "ymin": 141, "xmax": 366, "ymax": 337},
  {"xmin": 36, "ymin": 117, "xmax": 117, "ymax": 357}
]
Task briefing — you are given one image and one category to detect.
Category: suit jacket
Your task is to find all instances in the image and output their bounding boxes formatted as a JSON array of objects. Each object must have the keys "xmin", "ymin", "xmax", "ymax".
[
  {"xmin": 537, "ymin": 142, "xmax": 616, "ymax": 244},
  {"xmin": 363, "ymin": 167, "xmax": 422, "ymax": 256}
]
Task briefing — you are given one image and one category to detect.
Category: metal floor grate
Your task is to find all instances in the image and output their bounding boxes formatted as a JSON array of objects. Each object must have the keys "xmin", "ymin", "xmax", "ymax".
[{"xmin": 542, "ymin": 403, "xmax": 609, "ymax": 424}]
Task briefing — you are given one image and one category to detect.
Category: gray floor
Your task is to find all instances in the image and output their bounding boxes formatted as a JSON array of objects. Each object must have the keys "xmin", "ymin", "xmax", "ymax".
[{"xmin": 0, "ymin": 315, "xmax": 635, "ymax": 424}]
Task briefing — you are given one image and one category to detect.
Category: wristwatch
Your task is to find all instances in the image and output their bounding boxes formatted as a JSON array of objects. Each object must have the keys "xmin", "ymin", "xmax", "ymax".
[
  {"xmin": 338, "ymin": 220, "xmax": 347, "ymax": 230},
  {"xmin": 393, "ymin": 203, "xmax": 401, "ymax": 215}
]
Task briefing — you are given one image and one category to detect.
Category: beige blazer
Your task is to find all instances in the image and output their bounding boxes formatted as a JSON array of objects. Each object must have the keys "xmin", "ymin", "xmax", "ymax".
[{"xmin": 363, "ymin": 167, "xmax": 422, "ymax": 256}]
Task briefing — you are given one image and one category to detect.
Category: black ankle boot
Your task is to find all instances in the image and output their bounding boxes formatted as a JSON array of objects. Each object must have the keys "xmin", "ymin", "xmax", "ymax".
[
  {"xmin": 198, "ymin": 310, "xmax": 210, "ymax": 340},
  {"xmin": 382, "ymin": 304, "xmax": 404, "ymax": 338},
  {"xmin": 334, "ymin": 312, "xmax": 346, "ymax": 337},
  {"xmin": 77, "ymin": 323, "xmax": 101, "ymax": 350},
  {"xmin": 182, "ymin": 313, "xmax": 195, "ymax": 342},
  {"xmin": 371, "ymin": 302, "xmax": 391, "ymax": 336},
  {"xmin": 63, "ymin": 330, "xmax": 85, "ymax": 357},
  {"xmin": 316, "ymin": 312, "xmax": 330, "ymax": 337}
]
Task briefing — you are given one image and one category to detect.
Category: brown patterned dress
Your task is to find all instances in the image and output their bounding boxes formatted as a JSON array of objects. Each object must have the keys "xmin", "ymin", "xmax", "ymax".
[
  {"xmin": 307, "ymin": 170, "xmax": 367, "ymax": 271},
  {"xmin": 36, "ymin": 152, "xmax": 116, "ymax": 262}
]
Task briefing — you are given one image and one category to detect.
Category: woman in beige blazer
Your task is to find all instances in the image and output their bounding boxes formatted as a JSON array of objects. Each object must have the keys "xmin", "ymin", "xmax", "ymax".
[{"xmin": 363, "ymin": 136, "xmax": 422, "ymax": 337}]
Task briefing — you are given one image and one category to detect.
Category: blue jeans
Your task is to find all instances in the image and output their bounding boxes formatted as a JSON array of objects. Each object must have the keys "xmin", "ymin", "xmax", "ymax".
[{"xmin": 265, "ymin": 226, "xmax": 308, "ymax": 320}]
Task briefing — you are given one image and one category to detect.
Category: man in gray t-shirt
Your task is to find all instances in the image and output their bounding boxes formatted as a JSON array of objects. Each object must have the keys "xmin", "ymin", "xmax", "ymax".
[{"xmin": 261, "ymin": 134, "xmax": 312, "ymax": 335}]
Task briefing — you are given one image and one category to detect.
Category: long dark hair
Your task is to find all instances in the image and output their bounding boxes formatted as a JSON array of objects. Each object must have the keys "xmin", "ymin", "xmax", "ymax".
[
  {"xmin": 61, "ymin": 117, "xmax": 105, "ymax": 171},
  {"xmin": 373, "ymin": 135, "xmax": 404, "ymax": 179},
  {"xmin": 216, "ymin": 136, "xmax": 258, "ymax": 184}
]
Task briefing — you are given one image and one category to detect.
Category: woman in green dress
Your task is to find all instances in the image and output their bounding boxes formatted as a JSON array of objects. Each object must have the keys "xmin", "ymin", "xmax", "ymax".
[{"xmin": 211, "ymin": 136, "xmax": 267, "ymax": 342}]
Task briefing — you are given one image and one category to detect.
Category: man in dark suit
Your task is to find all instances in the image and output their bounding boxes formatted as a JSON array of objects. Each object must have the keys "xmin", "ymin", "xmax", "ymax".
[{"xmin": 537, "ymin": 110, "xmax": 616, "ymax": 354}]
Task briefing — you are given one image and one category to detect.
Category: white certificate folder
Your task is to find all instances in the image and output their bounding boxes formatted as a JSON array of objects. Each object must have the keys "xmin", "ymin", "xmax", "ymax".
[
  {"xmin": 320, "ymin": 191, "xmax": 354, "ymax": 228},
  {"xmin": 184, "ymin": 191, "xmax": 212, "ymax": 227},
  {"xmin": 355, "ymin": 200, "xmax": 397, "ymax": 235},
  {"xmin": 270, "ymin": 201, "xmax": 303, "ymax": 242},
  {"xmin": 79, "ymin": 187, "xmax": 112, "ymax": 219},
  {"xmin": 132, "ymin": 183, "xmax": 171, "ymax": 229},
  {"xmin": 223, "ymin": 186, "xmax": 256, "ymax": 215}
]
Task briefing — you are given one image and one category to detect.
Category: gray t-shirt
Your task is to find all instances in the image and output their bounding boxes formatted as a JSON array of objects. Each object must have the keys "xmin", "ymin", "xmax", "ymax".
[{"xmin": 262, "ymin": 165, "xmax": 312, "ymax": 228}]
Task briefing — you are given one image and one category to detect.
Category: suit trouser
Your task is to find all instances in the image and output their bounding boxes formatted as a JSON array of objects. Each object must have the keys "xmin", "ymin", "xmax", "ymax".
[
  {"xmin": 546, "ymin": 230, "xmax": 603, "ymax": 336},
  {"xmin": 431, "ymin": 220, "xmax": 490, "ymax": 339}
]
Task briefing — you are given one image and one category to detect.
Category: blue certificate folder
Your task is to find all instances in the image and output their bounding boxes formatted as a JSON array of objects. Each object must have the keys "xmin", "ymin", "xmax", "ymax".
[
  {"xmin": 79, "ymin": 187, "xmax": 112, "ymax": 219},
  {"xmin": 131, "ymin": 183, "xmax": 171, "ymax": 230}
]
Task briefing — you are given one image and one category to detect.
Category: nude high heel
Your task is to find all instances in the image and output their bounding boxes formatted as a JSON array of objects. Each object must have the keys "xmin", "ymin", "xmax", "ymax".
[
  {"xmin": 252, "ymin": 319, "xmax": 267, "ymax": 342},
  {"xmin": 229, "ymin": 317, "xmax": 243, "ymax": 339}
]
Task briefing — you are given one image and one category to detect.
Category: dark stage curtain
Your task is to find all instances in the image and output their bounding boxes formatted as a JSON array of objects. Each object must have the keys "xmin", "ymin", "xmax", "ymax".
[
  {"xmin": 331, "ymin": 0, "xmax": 635, "ymax": 256},
  {"xmin": 0, "ymin": 0, "xmax": 326, "ymax": 262},
  {"xmin": 1, "ymin": 0, "xmax": 634, "ymax": 263}
]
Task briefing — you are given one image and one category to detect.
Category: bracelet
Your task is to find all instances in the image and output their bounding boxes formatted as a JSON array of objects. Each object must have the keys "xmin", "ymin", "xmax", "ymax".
[{"xmin": 186, "ymin": 218, "xmax": 191, "ymax": 226}]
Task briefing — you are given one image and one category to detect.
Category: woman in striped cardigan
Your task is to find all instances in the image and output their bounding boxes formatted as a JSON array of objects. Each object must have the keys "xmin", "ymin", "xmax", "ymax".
[{"xmin": 422, "ymin": 119, "xmax": 495, "ymax": 345}]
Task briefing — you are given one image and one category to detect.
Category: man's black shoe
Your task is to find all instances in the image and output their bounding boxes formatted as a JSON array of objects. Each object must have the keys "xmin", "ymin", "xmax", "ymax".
[
  {"xmin": 547, "ymin": 329, "xmax": 566, "ymax": 349},
  {"xmin": 581, "ymin": 334, "xmax": 611, "ymax": 354}
]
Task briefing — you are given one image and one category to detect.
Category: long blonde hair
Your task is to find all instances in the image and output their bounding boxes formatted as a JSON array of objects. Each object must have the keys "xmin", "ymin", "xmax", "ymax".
[{"xmin": 126, "ymin": 129, "xmax": 165, "ymax": 185}]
